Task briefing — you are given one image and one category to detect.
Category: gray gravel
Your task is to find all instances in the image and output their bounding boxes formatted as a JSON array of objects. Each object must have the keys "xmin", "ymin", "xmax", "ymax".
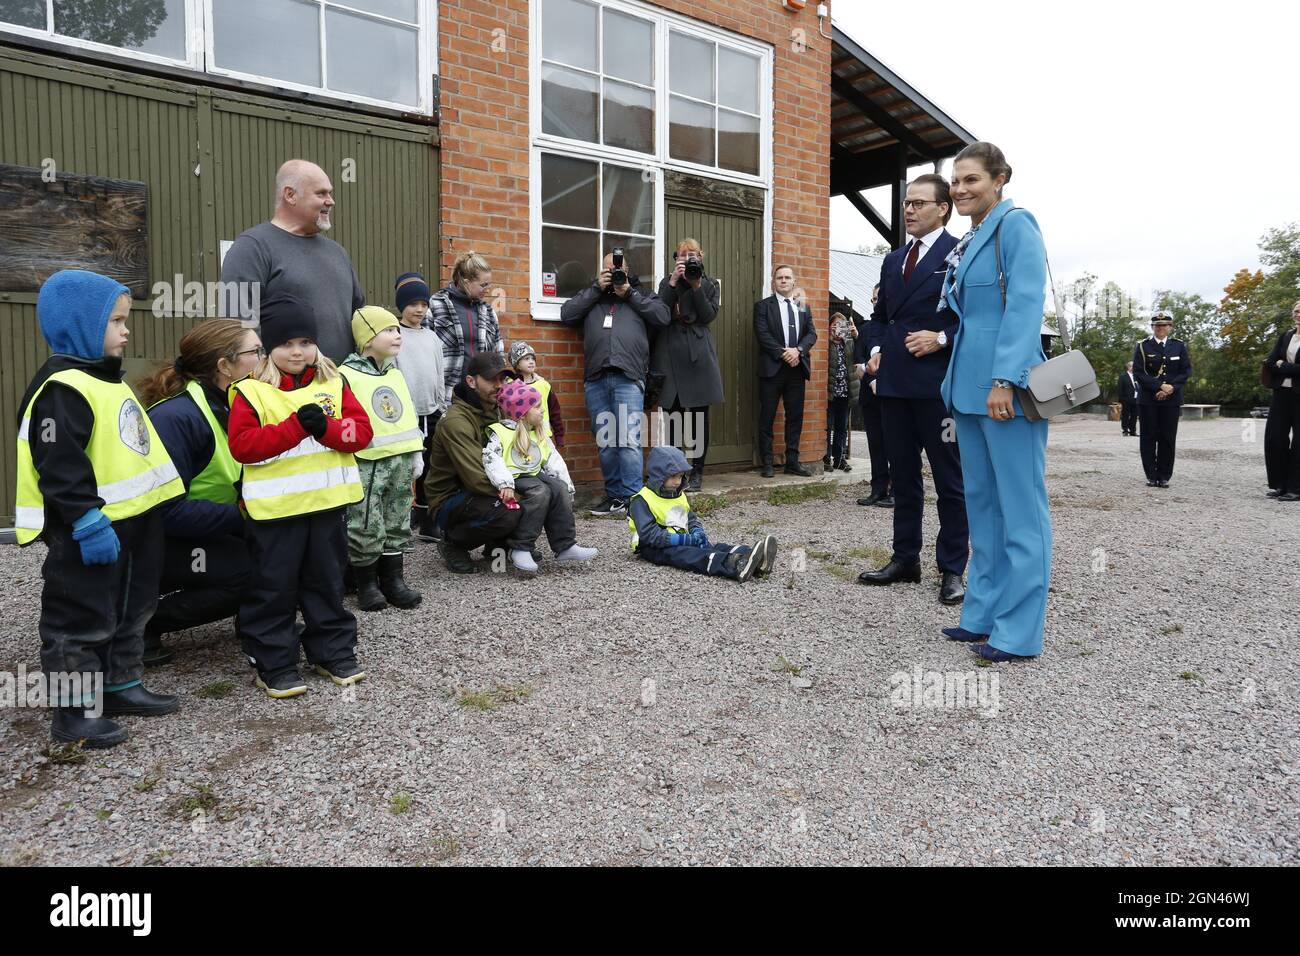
[{"xmin": 1, "ymin": 415, "xmax": 1296, "ymax": 866}]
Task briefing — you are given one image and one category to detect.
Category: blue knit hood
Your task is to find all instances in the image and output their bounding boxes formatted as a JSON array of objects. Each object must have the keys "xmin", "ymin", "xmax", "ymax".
[
  {"xmin": 646, "ymin": 445, "xmax": 692, "ymax": 498},
  {"xmin": 36, "ymin": 270, "xmax": 131, "ymax": 360}
]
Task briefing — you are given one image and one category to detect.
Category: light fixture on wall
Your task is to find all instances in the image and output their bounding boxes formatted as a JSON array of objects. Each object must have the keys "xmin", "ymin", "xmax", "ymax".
[{"xmin": 782, "ymin": 0, "xmax": 807, "ymax": 10}]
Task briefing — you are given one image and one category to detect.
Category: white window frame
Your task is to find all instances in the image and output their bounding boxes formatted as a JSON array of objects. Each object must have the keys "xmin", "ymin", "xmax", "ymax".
[
  {"xmin": 0, "ymin": 1, "xmax": 437, "ymax": 114},
  {"xmin": 0, "ymin": 0, "xmax": 204, "ymax": 70},
  {"xmin": 529, "ymin": 0, "xmax": 773, "ymax": 320}
]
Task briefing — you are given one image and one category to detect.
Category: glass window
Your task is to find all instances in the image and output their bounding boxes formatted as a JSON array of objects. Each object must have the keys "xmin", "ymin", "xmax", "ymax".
[
  {"xmin": 602, "ymin": 8, "xmax": 652, "ymax": 86},
  {"xmin": 1, "ymin": 1, "xmax": 45, "ymax": 30},
  {"xmin": 669, "ymin": 32, "xmax": 714, "ymax": 100},
  {"xmin": 326, "ymin": 8, "xmax": 419, "ymax": 106},
  {"xmin": 542, "ymin": 154, "xmax": 599, "ymax": 228},
  {"xmin": 669, "ymin": 95, "xmax": 715, "ymax": 167},
  {"xmin": 601, "ymin": 164, "xmax": 654, "ymax": 236},
  {"xmin": 718, "ymin": 47, "xmax": 760, "ymax": 114},
  {"xmin": 344, "ymin": 0, "xmax": 418, "ymax": 19},
  {"xmin": 542, "ymin": 0, "xmax": 598, "ymax": 73},
  {"xmin": 718, "ymin": 109, "xmax": 759, "ymax": 176},
  {"xmin": 214, "ymin": 0, "xmax": 321, "ymax": 88},
  {"xmin": 667, "ymin": 30, "xmax": 760, "ymax": 174},
  {"xmin": 602, "ymin": 79, "xmax": 654, "ymax": 154},
  {"xmin": 542, "ymin": 227, "xmax": 601, "ymax": 299},
  {"xmin": 6, "ymin": 0, "xmax": 190, "ymax": 60},
  {"xmin": 542, "ymin": 65, "xmax": 600, "ymax": 143}
]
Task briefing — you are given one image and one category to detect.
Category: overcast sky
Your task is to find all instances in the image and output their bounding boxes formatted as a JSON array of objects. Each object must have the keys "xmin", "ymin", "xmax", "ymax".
[{"xmin": 830, "ymin": 0, "xmax": 1300, "ymax": 309}]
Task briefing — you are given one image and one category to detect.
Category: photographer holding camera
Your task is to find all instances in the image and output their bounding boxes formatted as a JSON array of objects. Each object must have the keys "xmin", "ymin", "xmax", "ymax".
[
  {"xmin": 654, "ymin": 239, "xmax": 723, "ymax": 491},
  {"xmin": 560, "ymin": 248, "xmax": 671, "ymax": 516}
]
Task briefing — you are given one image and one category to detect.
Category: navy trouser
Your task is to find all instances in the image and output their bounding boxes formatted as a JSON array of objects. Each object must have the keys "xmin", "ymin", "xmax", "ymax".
[
  {"xmin": 150, "ymin": 532, "xmax": 250, "ymax": 638},
  {"xmin": 39, "ymin": 508, "xmax": 165, "ymax": 697},
  {"xmin": 240, "ymin": 509, "xmax": 357, "ymax": 681},
  {"xmin": 859, "ymin": 388, "xmax": 890, "ymax": 494},
  {"xmin": 1138, "ymin": 402, "xmax": 1181, "ymax": 481},
  {"xmin": 637, "ymin": 541, "xmax": 751, "ymax": 579},
  {"xmin": 436, "ymin": 490, "xmax": 523, "ymax": 551}
]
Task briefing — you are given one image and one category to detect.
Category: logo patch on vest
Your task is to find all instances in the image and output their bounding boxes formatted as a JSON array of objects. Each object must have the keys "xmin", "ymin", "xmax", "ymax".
[
  {"xmin": 371, "ymin": 386, "xmax": 403, "ymax": 424},
  {"xmin": 315, "ymin": 392, "xmax": 339, "ymax": 419},
  {"xmin": 118, "ymin": 399, "xmax": 150, "ymax": 456},
  {"xmin": 665, "ymin": 505, "xmax": 689, "ymax": 530}
]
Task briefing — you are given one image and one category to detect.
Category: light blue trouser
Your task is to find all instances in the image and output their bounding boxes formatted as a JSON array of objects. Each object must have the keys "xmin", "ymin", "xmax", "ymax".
[{"xmin": 953, "ymin": 412, "xmax": 1052, "ymax": 657}]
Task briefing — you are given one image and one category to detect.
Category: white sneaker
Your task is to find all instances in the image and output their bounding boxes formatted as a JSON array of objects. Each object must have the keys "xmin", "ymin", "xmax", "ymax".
[
  {"xmin": 555, "ymin": 544, "xmax": 598, "ymax": 564},
  {"xmin": 510, "ymin": 549, "xmax": 539, "ymax": 573}
]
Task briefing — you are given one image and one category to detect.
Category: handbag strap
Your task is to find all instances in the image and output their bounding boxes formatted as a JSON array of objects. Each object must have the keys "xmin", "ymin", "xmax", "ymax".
[{"xmin": 994, "ymin": 208, "xmax": 1071, "ymax": 351}]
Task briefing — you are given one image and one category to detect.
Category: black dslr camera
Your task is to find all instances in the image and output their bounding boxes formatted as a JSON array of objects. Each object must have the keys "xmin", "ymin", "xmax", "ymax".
[
  {"xmin": 610, "ymin": 247, "xmax": 627, "ymax": 287},
  {"xmin": 675, "ymin": 250, "xmax": 703, "ymax": 281}
]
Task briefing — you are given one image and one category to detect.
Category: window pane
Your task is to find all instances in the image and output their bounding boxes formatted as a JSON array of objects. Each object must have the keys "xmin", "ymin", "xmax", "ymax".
[
  {"xmin": 1, "ymin": 1, "xmax": 46, "ymax": 29},
  {"xmin": 542, "ymin": 0, "xmax": 597, "ymax": 72},
  {"xmin": 718, "ymin": 109, "xmax": 759, "ymax": 175},
  {"xmin": 542, "ymin": 154, "xmax": 598, "ymax": 229},
  {"xmin": 339, "ymin": 0, "xmax": 417, "ymax": 22},
  {"xmin": 54, "ymin": 0, "xmax": 187, "ymax": 60},
  {"xmin": 214, "ymin": 0, "xmax": 320, "ymax": 87},
  {"xmin": 602, "ymin": 164, "xmax": 654, "ymax": 236},
  {"xmin": 669, "ymin": 96, "xmax": 715, "ymax": 167},
  {"xmin": 718, "ymin": 47, "xmax": 759, "ymax": 114},
  {"xmin": 325, "ymin": 9, "xmax": 418, "ymax": 105},
  {"xmin": 669, "ymin": 31, "xmax": 714, "ymax": 100},
  {"xmin": 541, "ymin": 64, "xmax": 598, "ymax": 142},
  {"xmin": 603, "ymin": 234, "xmax": 655, "ymax": 287},
  {"xmin": 602, "ymin": 80, "xmax": 653, "ymax": 154},
  {"xmin": 602, "ymin": 8, "xmax": 652, "ymax": 86},
  {"xmin": 542, "ymin": 227, "xmax": 601, "ymax": 298}
]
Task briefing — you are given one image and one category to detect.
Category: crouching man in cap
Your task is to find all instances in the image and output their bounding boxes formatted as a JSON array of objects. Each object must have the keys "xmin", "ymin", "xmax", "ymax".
[{"xmin": 423, "ymin": 352, "xmax": 523, "ymax": 572}]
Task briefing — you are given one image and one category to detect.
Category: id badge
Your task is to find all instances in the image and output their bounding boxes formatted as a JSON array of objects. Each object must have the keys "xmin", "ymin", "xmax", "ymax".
[{"xmin": 603, "ymin": 315, "xmax": 614, "ymax": 329}]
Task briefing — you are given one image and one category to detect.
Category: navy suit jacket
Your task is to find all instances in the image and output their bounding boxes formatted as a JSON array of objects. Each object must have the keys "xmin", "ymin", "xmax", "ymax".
[
  {"xmin": 754, "ymin": 295, "xmax": 817, "ymax": 380},
  {"xmin": 862, "ymin": 232, "xmax": 960, "ymax": 400},
  {"xmin": 1133, "ymin": 336, "xmax": 1192, "ymax": 406}
]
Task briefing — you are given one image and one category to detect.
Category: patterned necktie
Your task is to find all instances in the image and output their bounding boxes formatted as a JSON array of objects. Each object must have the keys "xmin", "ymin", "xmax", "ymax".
[{"xmin": 903, "ymin": 239, "xmax": 922, "ymax": 284}]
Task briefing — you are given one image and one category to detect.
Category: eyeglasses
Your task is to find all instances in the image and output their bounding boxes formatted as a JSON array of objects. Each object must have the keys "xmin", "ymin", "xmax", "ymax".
[
  {"xmin": 236, "ymin": 347, "xmax": 266, "ymax": 359},
  {"xmin": 902, "ymin": 199, "xmax": 943, "ymax": 211}
]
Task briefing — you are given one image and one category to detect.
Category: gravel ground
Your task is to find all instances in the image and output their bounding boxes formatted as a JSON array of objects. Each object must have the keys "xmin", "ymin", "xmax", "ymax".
[{"xmin": 0, "ymin": 415, "xmax": 1296, "ymax": 866}]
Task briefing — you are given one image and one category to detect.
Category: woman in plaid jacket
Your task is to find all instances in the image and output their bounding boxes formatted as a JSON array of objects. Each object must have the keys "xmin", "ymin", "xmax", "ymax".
[{"xmin": 425, "ymin": 251, "xmax": 505, "ymax": 406}]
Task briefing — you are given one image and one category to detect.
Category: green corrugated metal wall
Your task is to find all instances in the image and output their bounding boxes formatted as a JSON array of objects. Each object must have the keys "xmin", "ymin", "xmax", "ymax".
[{"xmin": 0, "ymin": 44, "xmax": 439, "ymax": 523}]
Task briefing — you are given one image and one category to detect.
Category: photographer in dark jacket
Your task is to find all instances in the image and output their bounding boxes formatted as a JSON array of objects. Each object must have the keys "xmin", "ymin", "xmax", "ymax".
[
  {"xmin": 655, "ymin": 238, "xmax": 723, "ymax": 491},
  {"xmin": 560, "ymin": 250, "xmax": 671, "ymax": 516}
]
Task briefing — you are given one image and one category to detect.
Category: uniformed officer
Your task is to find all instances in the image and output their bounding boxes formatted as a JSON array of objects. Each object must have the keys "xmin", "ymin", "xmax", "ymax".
[{"xmin": 1133, "ymin": 311, "xmax": 1192, "ymax": 488}]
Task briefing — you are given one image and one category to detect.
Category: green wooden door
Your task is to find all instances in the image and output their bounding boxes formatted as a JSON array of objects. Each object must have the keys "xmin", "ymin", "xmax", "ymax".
[{"xmin": 665, "ymin": 202, "xmax": 763, "ymax": 468}]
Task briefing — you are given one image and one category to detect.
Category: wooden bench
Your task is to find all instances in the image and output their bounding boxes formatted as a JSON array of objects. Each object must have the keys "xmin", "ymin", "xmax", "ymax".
[{"xmin": 1182, "ymin": 404, "xmax": 1220, "ymax": 419}]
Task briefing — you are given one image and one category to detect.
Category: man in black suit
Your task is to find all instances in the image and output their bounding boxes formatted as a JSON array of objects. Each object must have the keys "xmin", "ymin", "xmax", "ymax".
[
  {"xmin": 1134, "ymin": 312, "xmax": 1192, "ymax": 488},
  {"xmin": 1117, "ymin": 361, "xmax": 1139, "ymax": 436},
  {"xmin": 753, "ymin": 265, "xmax": 817, "ymax": 477},
  {"xmin": 856, "ymin": 173, "xmax": 968, "ymax": 606},
  {"xmin": 852, "ymin": 283, "xmax": 892, "ymax": 506}
]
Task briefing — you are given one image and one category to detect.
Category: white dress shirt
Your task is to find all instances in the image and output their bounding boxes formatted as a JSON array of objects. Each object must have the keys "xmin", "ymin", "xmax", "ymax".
[
  {"xmin": 900, "ymin": 226, "xmax": 946, "ymax": 277},
  {"xmin": 776, "ymin": 295, "xmax": 800, "ymax": 348},
  {"xmin": 1284, "ymin": 333, "xmax": 1299, "ymax": 388}
]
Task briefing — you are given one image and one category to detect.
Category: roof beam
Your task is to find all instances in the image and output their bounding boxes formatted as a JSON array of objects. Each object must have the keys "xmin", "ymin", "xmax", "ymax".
[{"xmin": 831, "ymin": 74, "xmax": 938, "ymax": 160}]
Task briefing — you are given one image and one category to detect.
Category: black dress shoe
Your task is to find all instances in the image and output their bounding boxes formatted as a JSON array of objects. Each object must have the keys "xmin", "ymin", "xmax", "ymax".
[
  {"xmin": 760, "ymin": 464, "xmax": 775, "ymax": 478},
  {"xmin": 784, "ymin": 460, "xmax": 813, "ymax": 477},
  {"xmin": 1279, "ymin": 492, "xmax": 1300, "ymax": 502},
  {"xmin": 1266, "ymin": 489, "xmax": 1283, "ymax": 498},
  {"xmin": 857, "ymin": 492, "xmax": 882, "ymax": 507},
  {"xmin": 939, "ymin": 572, "xmax": 966, "ymax": 605},
  {"xmin": 1157, "ymin": 480, "xmax": 1170, "ymax": 488},
  {"xmin": 857, "ymin": 560, "xmax": 922, "ymax": 585},
  {"xmin": 102, "ymin": 684, "xmax": 180, "ymax": 717},
  {"xmin": 874, "ymin": 494, "xmax": 895, "ymax": 508},
  {"xmin": 1146, "ymin": 479, "xmax": 1158, "ymax": 487}
]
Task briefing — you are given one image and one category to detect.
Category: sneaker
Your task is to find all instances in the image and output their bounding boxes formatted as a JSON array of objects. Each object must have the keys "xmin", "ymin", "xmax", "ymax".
[
  {"xmin": 755, "ymin": 535, "xmax": 778, "ymax": 576},
  {"xmin": 510, "ymin": 549, "xmax": 539, "ymax": 573},
  {"xmin": 255, "ymin": 670, "xmax": 308, "ymax": 699},
  {"xmin": 555, "ymin": 544, "xmax": 599, "ymax": 564},
  {"xmin": 312, "ymin": 659, "xmax": 367, "ymax": 687},
  {"xmin": 723, "ymin": 545, "xmax": 762, "ymax": 582},
  {"xmin": 589, "ymin": 498, "xmax": 627, "ymax": 517}
]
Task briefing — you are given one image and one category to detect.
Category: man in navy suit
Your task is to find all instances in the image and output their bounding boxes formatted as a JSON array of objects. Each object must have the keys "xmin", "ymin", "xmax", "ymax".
[
  {"xmin": 857, "ymin": 173, "xmax": 968, "ymax": 606},
  {"xmin": 1117, "ymin": 360, "xmax": 1139, "ymax": 436},
  {"xmin": 852, "ymin": 283, "xmax": 892, "ymax": 505},
  {"xmin": 753, "ymin": 265, "xmax": 817, "ymax": 477},
  {"xmin": 1134, "ymin": 312, "xmax": 1192, "ymax": 488}
]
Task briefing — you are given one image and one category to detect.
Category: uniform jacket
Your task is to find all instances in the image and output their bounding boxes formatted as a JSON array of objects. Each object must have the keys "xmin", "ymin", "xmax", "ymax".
[{"xmin": 1132, "ymin": 336, "xmax": 1192, "ymax": 406}]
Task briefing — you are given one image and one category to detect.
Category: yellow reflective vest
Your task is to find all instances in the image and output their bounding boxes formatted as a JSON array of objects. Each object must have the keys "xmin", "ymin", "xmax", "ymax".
[
  {"xmin": 627, "ymin": 485, "xmax": 692, "ymax": 552},
  {"xmin": 340, "ymin": 361, "xmax": 423, "ymax": 461},
  {"xmin": 147, "ymin": 379, "xmax": 241, "ymax": 505},
  {"xmin": 230, "ymin": 376, "xmax": 363, "ymax": 520},
  {"xmin": 15, "ymin": 369, "xmax": 184, "ymax": 545},
  {"xmin": 528, "ymin": 374, "xmax": 554, "ymax": 435},
  {"xmin": 487, "ymin": 421, "xmax": 552, "ymax": 478}
]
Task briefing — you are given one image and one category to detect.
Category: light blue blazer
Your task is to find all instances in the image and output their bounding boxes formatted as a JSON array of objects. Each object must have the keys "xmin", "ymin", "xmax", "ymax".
[{"xmin": 940, "ymin": 200, "xmax": 1048, "ymax": 415}]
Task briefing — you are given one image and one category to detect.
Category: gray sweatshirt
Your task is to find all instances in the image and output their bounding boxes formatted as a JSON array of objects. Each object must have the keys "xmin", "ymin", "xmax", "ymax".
[{"xmin": 394, "ymin": 322, "xmax": 449, "ymax": 416}]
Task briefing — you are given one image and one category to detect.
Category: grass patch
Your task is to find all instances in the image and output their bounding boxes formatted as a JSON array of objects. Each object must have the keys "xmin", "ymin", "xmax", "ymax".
[
  {"xmin": 142, "ymin": 849, "xmax": 172, "ymax": 866},
  {"xmin": 766, "ymin": 483, "xmax": 836, "ymax": 507},
  {"xmin": 1161, "ymin": 624, "xmax": 1184, "ymax": 636},
  {"xmin": 44, "ymin": 741, "xmax": 87, "ymax": 766},
  {"xmin": 803, "ymin": 545, "xmax": 889, "ymax": 582},
  {"xmin": 196, "ymin": 680, "xmax": 235, "ymax": 700},
  {"xmin": 454, "ymin": 683, "xmax": 534, "ymax": 712},
  {"xmin": 430, "ymin": 836, "xmax": 461, "ymax": 862},
  {"xmin": 390, "ymin": 792, "xmax": 412, "ymax": 815},
  {"xmin": 771, "ymin": 655, "xmax": 804, "ymax": 677},
  {"xmin": 178, "ymin": 784, "xmax": 219, "ymax": 818},
  {"xmin": 1179, "ymin": 671, "xmax": 1203, "ymax": 684},
  {"xmin": 690, "ymin": 493, "xmax": 730, "ymax": 517},
  {"xmin": 134, "ymin": 766, "xmax": 163, "ymax": 793}
]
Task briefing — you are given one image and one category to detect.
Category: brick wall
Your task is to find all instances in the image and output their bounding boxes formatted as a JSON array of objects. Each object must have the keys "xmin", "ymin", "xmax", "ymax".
[{"xmin": 438, "ymin": 0, "xmax": 831, "ymax": 483}]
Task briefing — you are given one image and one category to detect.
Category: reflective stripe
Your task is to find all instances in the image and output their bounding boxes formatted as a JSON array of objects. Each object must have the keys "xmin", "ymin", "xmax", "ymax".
[
  {"xmin": 369, "ymin": 427, "xmax": 423, "ymax": 448},
  {"xmin": 98, "ymin": 461, "xmax": 181, "ymax": 505},
  {"xmin": 242, "ymin": 464, "xmax": 362, "ymax": 501},
  {"xmin": 17, "ymin": 417, "xmax": 30, "ymax": 441},
  {"xmin": 15, "ymin": 506, "xmax": 45, "ymax": 532},
  {"xmin": 248, "ymin": 435, "xmax": 333, "ymax": 466}
]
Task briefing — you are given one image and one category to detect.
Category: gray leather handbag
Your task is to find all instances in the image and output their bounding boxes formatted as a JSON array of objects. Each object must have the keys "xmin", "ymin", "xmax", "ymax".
[{"xmin": 995, "ymin": 215, "xmax": 1100, "ymax": 421}]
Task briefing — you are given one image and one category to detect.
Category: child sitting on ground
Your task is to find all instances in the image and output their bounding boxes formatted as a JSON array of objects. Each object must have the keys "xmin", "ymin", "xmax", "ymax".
[
  {"xmin": 484, "ymin": 380, "xmax": 596, "ymax": 573},
  {"xmin": 629, "ymin": 446, "xmax": 777, "ymax": 582},
  {"xmin": 340, "ymin": 306, "xmax": 425, "ymax": 612},
  {"xmin": 508, "ymin": 341, "xmax": 565, "ymax": 448}
]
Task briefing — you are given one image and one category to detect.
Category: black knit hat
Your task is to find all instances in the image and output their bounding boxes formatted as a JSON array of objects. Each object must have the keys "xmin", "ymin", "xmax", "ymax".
[
  {"xmin": 257, "ymin": 294, "xmax": 318, "ymax": 352},
  {"xmin": 394, "ymin": 272, "xmax": 431, "ymax": 313}
]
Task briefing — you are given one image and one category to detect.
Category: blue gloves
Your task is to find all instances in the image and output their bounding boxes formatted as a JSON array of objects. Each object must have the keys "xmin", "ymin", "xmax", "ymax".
[
  {"xmin": 667, "ymin": 530, "xmax": 709, "ymax": 548},
  {"xmin": 691, "ymin": 529, "xmax": 710, "ymax": 549},
  {"xmin": 71, "ymin": 508, "xmax": 120, "ymax": 566},
  {"xmin": 667, "ymin": 532, "xmax": 687, "ymax": 547}
]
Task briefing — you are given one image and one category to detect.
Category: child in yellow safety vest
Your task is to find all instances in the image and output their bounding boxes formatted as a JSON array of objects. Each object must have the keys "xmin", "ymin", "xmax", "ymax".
[
  {"xmin": 226, "ymin": 294, "xmax": 373, "ymax": 699},
  {"xmin": 508, "ymin": 341, "xmax": 565, "ymax": 448},
  {"xmin": 341, "ymin": 306, "xmax": 425, "ymax": 612},
  {"xmin": 16, "ymin": 270, "xmax": 185, "ymax": 749},
  {"xmin": 628, "ymin": 446, "xmax": 778, "ymax": 582},
  {"xmin": 484, "ymin": 379, "xmax": 597, "ymax": 573}
]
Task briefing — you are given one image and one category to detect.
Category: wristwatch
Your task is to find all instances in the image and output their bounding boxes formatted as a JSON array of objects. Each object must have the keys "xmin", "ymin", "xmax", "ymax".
[
  {"xmin": 992, "ymin": 379, "xmax": 1014, "ymax": 389},
  {"xmin": 936, "ymin": 330, "xmax": 948, "ymax": 348}
]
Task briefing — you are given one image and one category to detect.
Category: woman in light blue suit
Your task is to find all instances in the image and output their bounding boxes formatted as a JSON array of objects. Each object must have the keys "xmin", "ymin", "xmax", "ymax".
[{"xmin": 938, "ymin": 142, "xmax": 1051, "ymax": 661}]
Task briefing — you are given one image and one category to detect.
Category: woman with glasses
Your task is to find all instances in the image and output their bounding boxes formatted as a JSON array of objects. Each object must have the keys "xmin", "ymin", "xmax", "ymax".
[
  {"xmin": 135, "ymin": 320, "xmax": 263, "ymax": 666},
  {"xmin": 939, "ymin": 142, "xmax": 1052, "ymax": 662}
]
